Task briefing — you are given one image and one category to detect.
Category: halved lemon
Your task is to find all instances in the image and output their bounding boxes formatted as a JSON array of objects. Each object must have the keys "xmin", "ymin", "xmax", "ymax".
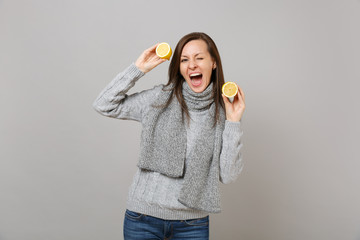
[
  {"xmin": 156, "ymin": 42, "xmax": 172, "ymax": 60},
  {"xmin": 222, "ymin": 82, "xmax": 238, "ymax": 98}
]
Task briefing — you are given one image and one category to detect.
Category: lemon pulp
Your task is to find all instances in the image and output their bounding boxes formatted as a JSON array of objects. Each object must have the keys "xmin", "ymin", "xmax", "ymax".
[
  {"xmin": 156, "ymin": 42, "xmax": 172, "ymax": 60},
  {"xmin": 222, "ymin": 82, "xmax": 238, "ymax": 98}
]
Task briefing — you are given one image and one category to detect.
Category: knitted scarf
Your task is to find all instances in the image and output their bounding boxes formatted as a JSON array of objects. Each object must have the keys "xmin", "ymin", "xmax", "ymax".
[{"xmin": 137, "ymin": 81, "xmax": 225, "ymax": 213}]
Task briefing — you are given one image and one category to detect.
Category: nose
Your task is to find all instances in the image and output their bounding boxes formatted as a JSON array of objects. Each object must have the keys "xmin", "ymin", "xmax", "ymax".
[{"xmin": 189, "ymin": 59, "xmax": 197, "ymax": 69}]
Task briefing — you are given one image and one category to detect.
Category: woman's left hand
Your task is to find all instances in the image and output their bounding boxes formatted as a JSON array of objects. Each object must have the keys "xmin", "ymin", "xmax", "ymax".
[{"xmin": 222, "ymin": 84, "xmax": 246, "ymax": 122}]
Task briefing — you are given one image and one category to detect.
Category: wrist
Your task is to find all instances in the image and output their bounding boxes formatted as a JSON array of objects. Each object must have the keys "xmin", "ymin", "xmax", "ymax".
[
  {"xmin": 134, "ymin": 62, "xmax": 147, "ymax": 74},
  {"xmin": 226, "ymin": 115, "xmax": 242, "ymax": 122},
  {"xmin": 226, "ymin": 119, "xmax": 241, "ymax": 122}
]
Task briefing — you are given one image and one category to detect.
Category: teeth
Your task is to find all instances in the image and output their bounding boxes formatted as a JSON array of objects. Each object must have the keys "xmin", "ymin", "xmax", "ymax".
[{"xmin": 190, "ymin": 73, "xmax": 202, "ymax": 77}]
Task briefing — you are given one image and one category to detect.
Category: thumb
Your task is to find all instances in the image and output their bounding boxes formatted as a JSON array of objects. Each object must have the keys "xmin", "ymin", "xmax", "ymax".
[{"xmin": 222, "ymin": 94, "xmax": 231, "ymax": 106}]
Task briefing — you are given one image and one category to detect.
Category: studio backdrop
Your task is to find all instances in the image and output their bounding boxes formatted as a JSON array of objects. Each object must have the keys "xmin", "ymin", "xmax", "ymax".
[{"xmin": 1, "ymin": 0, "xmax": 359, "ymax": 239}]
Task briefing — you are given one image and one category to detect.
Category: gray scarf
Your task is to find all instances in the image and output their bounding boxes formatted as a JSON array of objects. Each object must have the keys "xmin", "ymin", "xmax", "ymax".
[{"xmin": 138, "ymin": 81, "xmax": 225, "ymax": 213}]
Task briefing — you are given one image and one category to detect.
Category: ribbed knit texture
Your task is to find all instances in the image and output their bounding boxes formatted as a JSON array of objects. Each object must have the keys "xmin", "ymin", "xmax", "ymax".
[
  {"xmin": 138, "ymin": 81, "xmax": 225, "ymax": 213},
  {"xmin": 93, "ymin": 63, "xmax": 244, "ymax": 220}
]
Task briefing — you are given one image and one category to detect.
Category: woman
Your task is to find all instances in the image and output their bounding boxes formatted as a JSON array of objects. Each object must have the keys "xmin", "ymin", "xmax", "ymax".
[{"xmin": 93, "ymin": 32, "xmax": 245, "ymax": 240}]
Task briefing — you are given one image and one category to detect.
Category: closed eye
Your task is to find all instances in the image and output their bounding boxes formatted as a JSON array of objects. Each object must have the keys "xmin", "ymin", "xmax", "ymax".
[{"xmin": 181, "ymin": 59, "xmax": 188, "ymax": 62}]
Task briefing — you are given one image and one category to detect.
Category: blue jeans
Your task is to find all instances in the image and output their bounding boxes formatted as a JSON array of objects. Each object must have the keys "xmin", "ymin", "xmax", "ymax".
[{"xmin": 123, "ymin": 209, "xmax": 209, "ymax": 240}]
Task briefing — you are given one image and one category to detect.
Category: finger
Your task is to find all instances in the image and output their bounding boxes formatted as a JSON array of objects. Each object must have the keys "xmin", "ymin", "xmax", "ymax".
[
  {"xmin": 222, "ymin": 94, "xmax": 231, "ymax": 106},
  {"xmin": 238, "ymin": 86, "xmax": 245, "ymax": 101},
  {"xmin": 234, "ymin": 86, "xmax": 244, "ymax": 104},
  {"xmin": 145, "ymin": 43, "xmax": 160, "ymax": 53},
  {"xmin": 154, "ymin": 58, "xmax": 167, "ymax": 66}
]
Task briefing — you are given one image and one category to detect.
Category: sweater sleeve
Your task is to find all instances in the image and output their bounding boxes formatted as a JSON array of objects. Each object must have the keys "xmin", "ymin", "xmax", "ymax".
[
  {"xmin": 219, "ymin": 120, "xmax": 244, "ymax": 184},
  {"xmin": 93, "ymin": 63, "xmax": 162, "ymax": 122}
]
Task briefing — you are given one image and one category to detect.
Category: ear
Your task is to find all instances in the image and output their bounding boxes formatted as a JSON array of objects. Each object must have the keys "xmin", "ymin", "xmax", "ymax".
[{"xmin": 213, "ymin": 62, "xmax": 217, "ymax": 70}]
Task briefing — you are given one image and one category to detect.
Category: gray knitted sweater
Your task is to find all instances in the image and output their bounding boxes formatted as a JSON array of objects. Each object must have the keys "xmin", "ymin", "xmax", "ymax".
[{"xmin": 93, "ymin": 63, "xmax": 244, "ymax": 220}]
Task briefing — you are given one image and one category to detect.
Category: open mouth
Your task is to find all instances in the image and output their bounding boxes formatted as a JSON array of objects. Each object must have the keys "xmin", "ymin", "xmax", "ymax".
[{"xmin": 189, "ymin": 73, "xmax": 203, "ymax": 87}]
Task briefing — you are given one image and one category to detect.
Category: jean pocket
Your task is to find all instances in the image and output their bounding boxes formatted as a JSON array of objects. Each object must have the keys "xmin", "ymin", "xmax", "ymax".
[
  {"xmin": 184, "ymin": 216, "xmax": 209, "ymax": 226},
  {"xmin": 125, "ymin": 209, "xmax": 143, "ymax": 220}
]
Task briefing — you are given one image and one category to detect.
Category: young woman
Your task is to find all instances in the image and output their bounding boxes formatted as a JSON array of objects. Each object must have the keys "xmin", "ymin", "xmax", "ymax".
[{"xmin": 93, "ymin": 32, "xmax": 245, "ymax": 240}]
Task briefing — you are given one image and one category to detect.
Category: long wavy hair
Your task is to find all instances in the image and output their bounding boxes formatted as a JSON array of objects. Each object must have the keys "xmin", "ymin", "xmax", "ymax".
[{"xmin": 163, "ymin": 32, "xmax": 225, "ymax": 125}]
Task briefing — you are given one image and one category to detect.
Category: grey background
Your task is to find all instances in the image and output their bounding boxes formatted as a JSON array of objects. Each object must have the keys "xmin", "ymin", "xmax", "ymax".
[{"xmin": 1, "ymin": 0, "xmax": 359, "ymax": 239}]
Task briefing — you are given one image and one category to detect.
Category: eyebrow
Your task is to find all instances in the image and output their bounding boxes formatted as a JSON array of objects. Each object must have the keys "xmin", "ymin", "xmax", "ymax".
[{"xmin": 181, "ymin": 53, "xmax": 204, "ymax": 58}]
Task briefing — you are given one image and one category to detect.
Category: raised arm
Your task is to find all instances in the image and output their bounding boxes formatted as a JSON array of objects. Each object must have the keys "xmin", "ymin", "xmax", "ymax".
[{"xmin": 93, "ymin": 44, "xmax": 167, "ymax": 121}]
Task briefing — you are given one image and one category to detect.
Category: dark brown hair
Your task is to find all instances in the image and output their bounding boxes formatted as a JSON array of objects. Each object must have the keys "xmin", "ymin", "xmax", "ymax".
[{"xmin": 164, "ymin": 32, "xmax": 225, "ymax": 125}]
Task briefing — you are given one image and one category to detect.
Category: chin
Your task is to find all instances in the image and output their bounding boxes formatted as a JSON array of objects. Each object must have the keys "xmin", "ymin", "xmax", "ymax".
[
  {"xmin": 192, "ymin": 87, "xmax": 206, "ymax": 93},
  {"xmin": 185, "ymin": 79, "xmax": 209, "ymax": 93}
]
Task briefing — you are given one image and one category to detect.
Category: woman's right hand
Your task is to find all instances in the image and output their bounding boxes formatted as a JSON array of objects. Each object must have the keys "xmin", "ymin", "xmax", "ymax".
[{"xmin": 135, "ymin": 43, "xmax": 168, "ymax": 73}]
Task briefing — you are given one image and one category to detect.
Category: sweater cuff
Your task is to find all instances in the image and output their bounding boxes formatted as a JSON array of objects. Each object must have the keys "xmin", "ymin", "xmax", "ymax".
[
  {"xmin": 126, "ymin": 62, "xmax": 146, "ymax": 79},
  {"xmin": 225, "ymin": 120, "xmax": 242, "ymax": 132}
]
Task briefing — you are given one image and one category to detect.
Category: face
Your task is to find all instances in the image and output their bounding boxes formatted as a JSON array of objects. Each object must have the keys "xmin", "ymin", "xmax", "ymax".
[{"xmin": 180, "ymin": 40, "xmax": 216, "ymax": 93}]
